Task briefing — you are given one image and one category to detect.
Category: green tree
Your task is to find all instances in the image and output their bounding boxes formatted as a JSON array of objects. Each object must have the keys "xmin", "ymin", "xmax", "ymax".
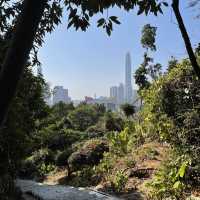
[
  {"xmin": 68, "ymin": 104, "xmax": 99, "ymax": 131},
  {"xmin": 135, "ymin": 53, "xmax": 151, "ymax": 91},
  {"xmin": 104, "ymin": 112, "xmax": 124, "ymax": 132},
  {"xmin": 167, "ymin": 56, "xmax": 178, "ymax": 72},
  {"xmin": 52, "ymin": 102, "xmax": 75, "ymax": 119},
  {"xmin": 93, "ymin": 103, "xmax": 106, "ymax": 117},
  {"xmin": 172, "ymin": 0, "xmax": 200, "ymax": 79},
  {"xmin": 0, "ymin": 0, "xmax": 167, "ymax": 125},
  {"xmin": 1, "ymin": 0, "xmax": 200, "ymax": 126},
  {"xmin": 135, "ymin": 24, "xmax": 162, "ymax": 92},
  {"xmin": 120, "ymin": 103, "xmax": 136, "ymax": 118},
  {"xmin": 141, "ymin": 24, "xmax": 157, "ymax": 51},
  {"xmin": 0, "ymin": 34, "xmax": 49, "ymax": 198}
]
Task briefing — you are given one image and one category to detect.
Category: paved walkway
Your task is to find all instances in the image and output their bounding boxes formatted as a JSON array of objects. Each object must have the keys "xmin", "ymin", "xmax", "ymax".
[{"xmin": 16, "ymin": 179, "xmax": 121, "ymax": 200}]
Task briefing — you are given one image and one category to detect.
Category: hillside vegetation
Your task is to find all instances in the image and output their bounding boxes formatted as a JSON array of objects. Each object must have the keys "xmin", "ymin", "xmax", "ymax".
[{"xmin": 8, "ymin": 55, "xmax": 199, "ymax": 200}]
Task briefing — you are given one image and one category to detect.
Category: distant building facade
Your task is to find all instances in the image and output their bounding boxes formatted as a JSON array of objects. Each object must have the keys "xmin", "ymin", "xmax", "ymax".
[
  {"xmin": 110, "ymin": 86, "xmax": 118, "ymax": 102},
  {"xmin": 125, "ymin": 52, "xmax": 133, "ymax": 103},
  {"xmin": 117, "ymin": 83, "xmax": 125, "ymax": 105},
  {"xmin": 84, "ymin": 96, "xmax": 116, "ymax": 111},
  {"xmin": 53, "ymin": 86, "xmax": 71, "ymax": 105}
]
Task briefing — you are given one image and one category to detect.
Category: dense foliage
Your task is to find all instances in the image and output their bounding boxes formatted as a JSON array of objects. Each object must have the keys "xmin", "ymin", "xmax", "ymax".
[
  {"xmin": 0, "ymin": 63, "xmax": 49, "ymax": 199},
  {"xmin": 137, "ymin": 57, "xmax": 200, "ymax": 199},
  {"xmin": 1, "ymin": 53, "xmax": 200, "ymax": 199}
]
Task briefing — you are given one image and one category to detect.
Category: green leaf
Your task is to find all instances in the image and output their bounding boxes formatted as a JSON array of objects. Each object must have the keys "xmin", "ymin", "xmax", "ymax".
[
  {"xmin": 163, "ymin": 2, "xmax": 168, "ymax": 7},
  {"xmin": 110, "ymin": 16, "xmax": 121, "ymax": 25},
  {"xmin": 106, "ymin": 26, "xmax": 111, "ymax": 36},
  {"xmin": 178, "ymin": 162, "xmax": 188, "ymax": 178},
  {"xmin": 97, "ymin": 18, "xmax": 105, "ymax": 27},
  {"xmin": 173, "ymin": 181, "xmax": 181, "ymax": 189},
  {"xmin": 67, "ymin": 20, "xmax": 74, "ymax": 29}
]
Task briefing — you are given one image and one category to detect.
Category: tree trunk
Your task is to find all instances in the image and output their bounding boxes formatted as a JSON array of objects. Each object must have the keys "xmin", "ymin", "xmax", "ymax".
[
  {"xmin": 172, "ymin": 0, "xmax": 200, "ymax": 78},
  {"xmin": 0, "ymin": 0, "xmax": 46, "ymax": 126}
]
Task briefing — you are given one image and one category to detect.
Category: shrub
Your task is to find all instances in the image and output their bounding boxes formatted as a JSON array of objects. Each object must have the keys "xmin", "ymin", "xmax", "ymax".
[
  {"xmin": 105, "ymin": 112, "xmax": 124, "ymax": 132},
  {"xmin": 86, "ymin": 119, "xmax": 106, "ymax": 138},
  {"xmin": 68, "ymin": 104, "xmax": 100, "ymax": 131},
  {"xmin": 147, "ymin": 154, "xmax": 190, "ymax": 199},
  {"xmin": 19, "ymin": 148, "xmax": 56, "ymax": 178},
  {"xmin": 38, "ymin": 163, "xmax": 56, "ymax": 176},
  {"xmin": 68, "ymin": 167, "xmax": 98, "ymax": 187},
  {"xmin": 51, "ymin": 102, "xmax": 75, "ymax": 119},
  {"xmin": 37, "ymin": 127, "xmax": 88, "ymax": 151},
  {"xmin": 31, "ymin": 148, "xmax": 55, "ymax": 165},
  {"xmin": 111, "ymin": 170, "xmax": 128, "ymax": 193},
  {"xmin": 68, "ymin": 139, "xmax": 109, "ymax": 172},
  {"xmin": 135, "ymin": 146, "xmax": 159, "ymax": 161},
  {"xmin": 120, "ymin": 103, "xmax": 136, "ymax": 118},
  {"xmin": 55, "ymin": 149, "xmax": 72, "ymax": 167},
  {"xmin": 95, "ymin": 152, "xmax": 115, "ymax": 174},
  {"xmin": 125, "ymin": 158, "xmax": 136, "ymax": 168},
  {"xmin": 108, "ymin": 127, "xmax": 131, "ymax": 155}
]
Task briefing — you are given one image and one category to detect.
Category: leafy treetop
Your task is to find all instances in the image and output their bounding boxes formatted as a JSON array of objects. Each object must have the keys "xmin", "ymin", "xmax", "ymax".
[{"xmin": 0, "ymin": 0, "xmax": 168, "ymax": 64}]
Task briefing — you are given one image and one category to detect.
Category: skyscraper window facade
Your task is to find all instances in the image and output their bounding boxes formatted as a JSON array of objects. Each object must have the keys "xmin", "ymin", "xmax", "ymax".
[
  {"xmin": 125, "ymin": 52, "xmax": 133, "ymax": 103},
  {"xmin": 53, "ymin": 86, "xmax": 71, "ymax": 105}
]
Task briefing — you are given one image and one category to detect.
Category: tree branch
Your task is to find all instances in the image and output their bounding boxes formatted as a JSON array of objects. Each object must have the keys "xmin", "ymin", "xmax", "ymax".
[
  {"xmin": 172, "ymin": 0, "xmax": 200, "ymax": 78},
  {"xmin": 0, "ymin": 0, "xmax": 46, "ymax": 126}
]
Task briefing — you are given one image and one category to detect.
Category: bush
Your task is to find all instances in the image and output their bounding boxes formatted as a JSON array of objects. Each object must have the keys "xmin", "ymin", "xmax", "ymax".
[
  {"xmin": 19, "ymin": 148, "xmax": 56, "ymax": 179},
  {"xmin": 120, "ymin": 103, "xmax": 136, "ymax": 118},
  {"xmin": 104, "ymin": 112, "xmax": 124, "ymax": 132},
  {"xmin": 108, "ymin": 128, "xmax": 131, "ymax": 155},
  {"xmin": 95, "ymin": 152, "xmax": 116, "ymax": 174},
  {"xmin": 37, "ymin": 127, "xmax": 88, "ymax": 151},
  {"xmin": 55, "ymin": 149, "xmax": 72, "ymax": 167},
  {"xmin": 68, "ymin": 139, "xmax": 109, "ymax": 172},
  {"xmin": 19, "ymin": 149, "xmax": 57, "ymax": 179},
  {"xmin": 38, "ymin": 163, "xmax": 56, "ymax": 176},
  {"xmin": 31, "ymin": 148, "xmax": 55, "ymax": 165},
  {"xmin": 68, "ymin": 104, "xmax": 100, "ymax": 131},
  {"xmin": 86, "ymin": 121, "xmax": 106, "ymax": 138},
  {"xmin": 147, "ymin": 154, "xmax": 190, "ymax": 199},
  {"xmin": 111, "ymin": 170, "xmax": 128, "ymax": 193}
]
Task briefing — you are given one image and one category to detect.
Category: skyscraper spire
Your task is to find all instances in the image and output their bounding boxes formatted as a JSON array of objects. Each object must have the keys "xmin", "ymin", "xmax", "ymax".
[{"xmin": 125, "ymin": 52, "xmax": 133, "ymax": 103}]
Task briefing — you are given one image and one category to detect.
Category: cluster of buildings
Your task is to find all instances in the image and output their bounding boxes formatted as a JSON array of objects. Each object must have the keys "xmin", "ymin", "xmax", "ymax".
[
  {"xmin": 109, "ymin": 52, "xmax": 137, "ymax": 106},
  {"xmin": 52, "ymin": 86, "xmax": 71, "ymax": 105},
  {"xmin": 45, "ymin": 52, "xmax": 139, "ymax": 111},
  {"xmin": 45, "ymin": 85, "xmax": 71, "ymax": 106},
  {"xmin": 84, "ymin": 52, "xmax": 138, "ymax": 111}
]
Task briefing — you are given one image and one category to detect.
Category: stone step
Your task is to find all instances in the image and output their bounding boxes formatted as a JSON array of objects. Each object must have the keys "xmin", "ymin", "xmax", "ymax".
[{"xmin": 16, "ymin": 179, "xmax": 121, "ymax": 200}]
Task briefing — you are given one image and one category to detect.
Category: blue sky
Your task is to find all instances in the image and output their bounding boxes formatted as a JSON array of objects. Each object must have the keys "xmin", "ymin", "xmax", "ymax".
[{"xmin": 38, "ymin": 2, "xmax": 200, "ymax": 100}]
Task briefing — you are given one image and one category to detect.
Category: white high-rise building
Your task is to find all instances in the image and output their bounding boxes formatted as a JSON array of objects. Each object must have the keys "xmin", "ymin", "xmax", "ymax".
[
  {"xmin": 125, "ymin": 52, "xmax": 133, "ymax": 103},
  {"xmin": 110, "ymin": 86, "xmax": 118, "ymax": 101},
  {"xmin": 110, "ymin": 83, "xmax": 125, "ymax": 107},
  {"xmin": 117, "ymin": 83, "xmax": 124, "ymax": 105},
  {"xmin": 53, "ymin": 86, "xmax": 71, "ymax": 105}
]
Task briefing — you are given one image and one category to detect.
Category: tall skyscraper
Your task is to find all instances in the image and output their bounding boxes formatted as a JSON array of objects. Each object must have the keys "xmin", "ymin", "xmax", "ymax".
[
  {"xmin": 117, "ymin": 83, "xmax": 124, "ymax": 105},
  {"xmin": 125, "ymin": 52, "xmax": 133, "ymax": 103},
  {"xmin": 53, "ymin": 86, "xmax": 71, "ymax": 105}
]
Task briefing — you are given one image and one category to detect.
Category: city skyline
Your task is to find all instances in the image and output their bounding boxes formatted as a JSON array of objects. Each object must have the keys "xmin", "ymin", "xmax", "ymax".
[
  {"xmin": 47, "ymin": 52, "xmax": 136, "ymax": 101},
  {"xmin": 43, "ymin": 51, "xmax": 137, "ymax": 101},
  {"xmin": 39, "ymin": 2, "xmax": 200, "ymax": 99}
]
